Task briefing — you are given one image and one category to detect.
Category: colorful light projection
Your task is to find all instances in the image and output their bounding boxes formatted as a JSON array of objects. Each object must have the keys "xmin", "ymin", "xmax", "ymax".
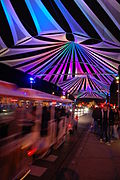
[
  {"xmin": 0, "ymin": 34, "xmax": 118, "ymax": 85},
  {"xmin": 25, "ymin": 0, "xmax": 63, "ymax": 34},
  {"xmin": 0, "ymin": 0, "xmax": 120, "ymax": 98},
  {"xmin": 58, "ymin": 74, "xmax": 109, "ymax": 98},
  {"xmin": 1, "ymin": 0, "xmax": 30, "ymax": 46},
  {"xmin": 76, "ymin": 91, "xmax": 106, "ymax": 99},
  {"xmin": 1, "ymin": 0, "xmax": 120, "ymax": 48}
]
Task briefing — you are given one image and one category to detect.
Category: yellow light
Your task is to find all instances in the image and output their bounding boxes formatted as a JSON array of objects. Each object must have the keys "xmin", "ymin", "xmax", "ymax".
[
  {"xmin": 61, "ymin": 95, "xmax": 66, "ymax": 99},
  {"xmin": 116, "ymin": 76, "xmax": 119, "ymax": 80}
]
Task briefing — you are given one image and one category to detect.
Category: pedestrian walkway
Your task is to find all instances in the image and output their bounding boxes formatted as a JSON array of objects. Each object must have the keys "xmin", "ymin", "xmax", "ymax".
[
  {"xmin": 67, "ymin": 129, "xmax": 120, "ymax": 180},
  {"xmin": 25, "ymin": 112, "xmax": 120, "ymax": 180}
]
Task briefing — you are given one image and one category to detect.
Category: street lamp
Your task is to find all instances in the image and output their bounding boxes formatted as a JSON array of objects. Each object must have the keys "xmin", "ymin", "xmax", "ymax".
[
  {"xmin": 29, "ymin": 77, "xmax": 35, "ymax": 89},
  {"xmin": 67, "ymin": 93, "xmax": 69, "ymax": 98},
  {"xmin": 116, "ymin": 76, "xmax": 119, "ymax": 109},
  {"xmin": 116, "ymin": 65, "xmax": 120, "ymax": 109}
]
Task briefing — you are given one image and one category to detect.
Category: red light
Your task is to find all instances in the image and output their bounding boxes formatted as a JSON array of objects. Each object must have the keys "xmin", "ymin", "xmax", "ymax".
[
  {"xmin": 52, "ymin": 101, "xmax": 56, "ymax": 105},
  {"xmin": 27, "ymin": 148, "xmax": 37, "ymax": 157},
  {"xmin": 68, "ymin": 123, "xmax": 71, "ymax": 128},
  {"xmin": 11, "ymin": 99, "xmax": 18, "ymax": 102}
]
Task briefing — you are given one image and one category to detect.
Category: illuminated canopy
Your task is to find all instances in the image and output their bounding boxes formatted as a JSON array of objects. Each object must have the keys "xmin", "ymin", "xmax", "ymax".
[
  {"xmin": 58, "ymin": 74, "xmax": 109, "ymax": 97},
  {"xmin": 0, "ymin": 0, "xmax": 120, "ymax": 99}
]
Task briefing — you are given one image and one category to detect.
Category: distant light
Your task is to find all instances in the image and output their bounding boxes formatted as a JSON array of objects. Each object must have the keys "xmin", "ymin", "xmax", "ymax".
[
  {"xmin": 61, "ymin": 95, "xmax": 66, "ymax": 99},
  {"xmin": 50, "ymin": 102, "xmax": 52, "ymax": 106},
  {"xmin": 3, "ymin": 109, "xmax": 7, "ymax": 112},
  {"xmin": 68, "ymin": 123, "xmax": 72, "ymax": 128},
  {"xmin": 116, "ymin": 76, "xmax": 119, "ymax": 80},
  {"xmin": 11, "ymin": 99, "xmax": 18, "ymax": 102},
  {"xmin": 30, "ymin": 77, "xmax": 34, "ymax": 81},
  {"xmin": 52, "ymin": 101, "xmax": 56, "ymax": 105},
  {"xmin": 52, "ymin": 92, "xmax": 55, "ymax": 95},
  {"xmin": 29, "ymin": 77, "xmax": 35, "ymax": 87},
  {"xmin": 84, "ymin": 107, "xmax": 89, "ymax": 113}
]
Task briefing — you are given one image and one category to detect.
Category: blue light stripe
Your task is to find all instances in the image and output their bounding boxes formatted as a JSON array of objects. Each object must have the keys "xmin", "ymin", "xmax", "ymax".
[{"xmin": 25, "ymin": 0, "xmax": 41, "ymax": 34}]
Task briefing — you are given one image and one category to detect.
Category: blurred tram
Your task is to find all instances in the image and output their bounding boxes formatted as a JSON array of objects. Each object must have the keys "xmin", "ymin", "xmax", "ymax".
[{"xmin": 0, "ymin": 80, "xmax": 73, "ymax": 180}]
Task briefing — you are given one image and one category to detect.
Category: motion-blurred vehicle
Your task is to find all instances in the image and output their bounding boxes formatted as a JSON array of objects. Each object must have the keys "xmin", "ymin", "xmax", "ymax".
[{"xmin": 0, "ymin": 80, "xmax": 73, "ymax": 180}]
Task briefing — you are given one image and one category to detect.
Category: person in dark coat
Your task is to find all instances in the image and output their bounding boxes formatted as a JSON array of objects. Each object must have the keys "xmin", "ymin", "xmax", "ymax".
[
  {"xmin": 113, "ymin": 108, "xmax": 119, "ymax": 139},
  {"xmin": 92, "ymin": 106, "xmax": 101, "ymax": 134},
  {"xmin": 109, "ymin": 107, "xmax": 114, "ymax": 141},
  {"xmin": 96, "ymin": 107, "xmax": 102, "ymax": 136},
  {"xmin": 41, "ymin": 106, "xmax": 50, "ymax": 136},
  {"xmin": 100, "ymin": 105, "xmax": 110, "ymax": 144}
]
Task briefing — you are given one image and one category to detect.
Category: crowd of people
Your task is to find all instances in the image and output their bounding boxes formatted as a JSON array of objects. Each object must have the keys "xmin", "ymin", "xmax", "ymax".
[{"xmin": 92, "ymin": 105, "xmax": 120, "ymax": 145}]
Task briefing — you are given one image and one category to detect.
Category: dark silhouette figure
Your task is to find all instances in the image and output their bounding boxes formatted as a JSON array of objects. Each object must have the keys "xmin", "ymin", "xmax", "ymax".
[{"xmin": 41, "ymin": 106, "xmax": 50, "ymax": 137}]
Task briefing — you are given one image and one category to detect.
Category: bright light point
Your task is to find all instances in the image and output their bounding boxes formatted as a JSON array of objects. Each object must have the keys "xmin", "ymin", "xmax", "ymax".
[
  {"xmin": 61, "ymin": 95, "xmax": 66, "ymax": 99},
  {"xmin": 84, "ymin": 107, "xmax": 89, "ymax": 113},
  {"xmin": 68, "ymin": 123, "xmax": 71, "ymax": 128},
  {"xmin": 67, "ymin": 93, "xmax": 69, "ymax": 97},
  {"xmin": 52, "ymin": 92, "xmax": 55, "ymax": 95},
  {"xmin": 116, "ymin": 76, "xmax": 119, "ymax": 80},
  {"xmin": 3, "ymin": 109, "xmax": 7, "ymax": 112},
  {"xmin": 30, "ymin": 77, "xmax": 34, "ymax": 81}
]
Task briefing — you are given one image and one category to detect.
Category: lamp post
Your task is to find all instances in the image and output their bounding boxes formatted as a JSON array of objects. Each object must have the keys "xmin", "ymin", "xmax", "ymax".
[
  {"xmin": 116, "ymin": 65, "xmax": 120, "ymax": 109},
  {"xmin": 66, "ymin": 93, "xmax": 69, "ymax": 99},
  {"xmin": 29, "ymin": 77, "xmax": 35, "ymax": 89}
]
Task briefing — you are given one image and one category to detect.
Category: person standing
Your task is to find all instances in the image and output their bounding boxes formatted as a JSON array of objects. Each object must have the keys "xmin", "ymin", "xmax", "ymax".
[
  {"xmin": 74, "ymin": 115, "xmax": 78, "ymax": 131},
  {"xmin": 97, "ymin": 106, "xmax": 102, "ymax": 137},
  {"xmin": 113, "ymin": 108, "xmax": 119, "ymax": 139},
  {"xmin": 101, "ymin": 105, "xmax": 110, "ymax": 144},
  {"xmin": 92, "ymin": 106, "xmax": 99, "ymax": 134},
  {"xmin": 109, "ymin": 107, "xmax": 114, "ymax": 141}
]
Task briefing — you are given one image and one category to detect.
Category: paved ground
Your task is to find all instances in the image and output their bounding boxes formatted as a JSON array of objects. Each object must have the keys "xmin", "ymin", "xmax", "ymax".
[
  {"xmin": 25, "ymin": 112, "xmax": 120, "ymax": 180},
  {"xmin": 66, "ymin": 131, "xmax": 120, "ymax": 180}
]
